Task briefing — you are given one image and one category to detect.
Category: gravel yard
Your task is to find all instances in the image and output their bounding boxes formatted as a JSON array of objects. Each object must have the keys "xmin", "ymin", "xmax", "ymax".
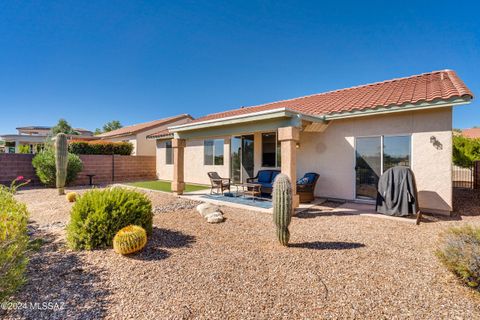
[{"xmin": 2, "ymin": 186, "xmax": 480, "ymax": 319}]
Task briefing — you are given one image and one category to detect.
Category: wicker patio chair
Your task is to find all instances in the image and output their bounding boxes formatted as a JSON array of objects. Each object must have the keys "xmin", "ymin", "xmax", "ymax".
[
  {"xmin": 207, "ymin": 172, "xmax": 231, "ymax": 194},
  {"xmin": 297, "ymin": 172, "xmax": 320, "ymax": 203}
]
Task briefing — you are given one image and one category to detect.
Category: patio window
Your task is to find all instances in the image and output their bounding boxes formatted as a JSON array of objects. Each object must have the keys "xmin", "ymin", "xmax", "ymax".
[
  {"xmin": 165, "ymin": 141, "xmax": 173, "ymax": 165},
  {"xmin": 383, "ymin": 135, "xmax": 411, "ymax": 171},
  {"xmin": 204, "ymin": 139, "xmax": 224, "ymax": 165},
  {"xmin": 262, "ymin": 132, "xmax": 281, "ymax": 167}
]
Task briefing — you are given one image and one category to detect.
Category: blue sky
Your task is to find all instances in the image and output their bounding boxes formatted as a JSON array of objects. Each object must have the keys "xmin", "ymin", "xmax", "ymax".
[{"xmin": 1, "ymin": 0, "xmax": 479, "ymax": 133}]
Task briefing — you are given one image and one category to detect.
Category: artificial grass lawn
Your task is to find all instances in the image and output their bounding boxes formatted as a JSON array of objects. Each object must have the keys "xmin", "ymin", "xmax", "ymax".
[{"xmin": 127, "ymin": 180, "xmax": 209, "ymax": 193}]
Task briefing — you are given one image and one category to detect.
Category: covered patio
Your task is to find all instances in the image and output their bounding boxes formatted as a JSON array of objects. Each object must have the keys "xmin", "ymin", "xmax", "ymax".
[{"xmin": 166, "ymin": 108, "xmax": 329, "ymax": 210}]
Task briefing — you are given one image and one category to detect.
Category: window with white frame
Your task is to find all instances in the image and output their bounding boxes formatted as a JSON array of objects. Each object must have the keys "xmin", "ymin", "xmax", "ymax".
[{"xmin": 204, "ymin": 139, "xmax": 224, "ymax": 165}]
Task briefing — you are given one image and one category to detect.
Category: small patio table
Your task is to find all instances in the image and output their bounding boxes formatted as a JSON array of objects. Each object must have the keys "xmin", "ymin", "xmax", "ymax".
[{"xmin": 234, "ymin": 183, "xmax": 262, "ymax": 201}]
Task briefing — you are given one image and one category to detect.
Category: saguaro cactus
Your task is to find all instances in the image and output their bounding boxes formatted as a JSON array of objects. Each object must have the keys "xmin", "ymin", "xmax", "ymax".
[
  {"xmin": 55, "ymin": 133, "xmax": 68, "ymax": 195},
  {"xmin": 272, "ymin": 173, "xmax": 292, "ymax": 246}
]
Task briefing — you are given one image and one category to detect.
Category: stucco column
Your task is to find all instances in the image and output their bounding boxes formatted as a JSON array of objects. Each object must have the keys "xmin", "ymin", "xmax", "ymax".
[
  {"xmin": 171, "ymin": 138, "xmax": 186, "ymax": 195},
  {"xmin": 278, "ymin": 126, "xmax": 300, "ymax": 209}
]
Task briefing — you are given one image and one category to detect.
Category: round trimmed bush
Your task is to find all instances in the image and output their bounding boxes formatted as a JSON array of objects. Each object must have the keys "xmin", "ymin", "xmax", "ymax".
[
  {"xmin": 32, "ymin": 149, "xmax": 83, "ymax": 187},
  {"xmin": 67, "ymin": 188, "xmax": 153, "ymax": 250},
  {"xmin": 437, "ymin": 225, "xmax": 480, "ymax": 290}
]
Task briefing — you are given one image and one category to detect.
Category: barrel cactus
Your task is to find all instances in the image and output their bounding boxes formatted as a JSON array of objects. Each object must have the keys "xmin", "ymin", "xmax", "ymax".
[
  {"xmin": 55, "ymin": 133, "xmax": 68, "ymax": 195},
  {"xmin": 113, "ymin": 225, "xmax": 147, "ymax": 255},
  {"xmin": 272, "ymin": 173, "xmax": 292, "ymax": 246},
  {"xmin": 66, "ymin": 192, "xmax": 77, "ymax": 202}
]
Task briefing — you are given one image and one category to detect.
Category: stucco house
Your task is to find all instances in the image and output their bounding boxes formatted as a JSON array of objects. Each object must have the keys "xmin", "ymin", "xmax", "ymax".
[
  {"xmin": 0, "ymin": 126, "xmax": 94, "ymax": 154},
  {"xmin": 97, "ymin": 114, "xmax": 193, "ymax": 156},
  {"xmin": 149, "ymin": 70, "xmax": 473, "ymax": 215}
]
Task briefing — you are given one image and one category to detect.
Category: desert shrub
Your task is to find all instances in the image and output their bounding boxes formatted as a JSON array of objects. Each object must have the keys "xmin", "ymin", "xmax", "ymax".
[
  {"xmin": 437, "ymin": 225, "xmax": 480, "ymax": 290},
  {"xmin": 453, "ymin": 135, "xmax": 480, "ymax": 168},
  {"xmin": 18, "ymin": 144, "xmax": 30, "ymax": 154},
  {"xmin": 0, "ymin": 187, "xmax": 29, "ymax": 301},
  {"xmin": 69, "ymin": 141, "xmax": 133, "ymax": 155},
  {"xmin": 67, "ymin": 188, "xmax": 152, "ymax": 250},
  {"xmin": 32, "ymin": 149, "xmax": 83, "ymax": 187}
]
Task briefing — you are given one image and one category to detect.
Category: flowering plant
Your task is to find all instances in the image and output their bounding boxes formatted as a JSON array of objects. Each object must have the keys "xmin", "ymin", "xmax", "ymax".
[{"xmin": 9, "ymin": 176, "xmax": 31, "ymax": 194}]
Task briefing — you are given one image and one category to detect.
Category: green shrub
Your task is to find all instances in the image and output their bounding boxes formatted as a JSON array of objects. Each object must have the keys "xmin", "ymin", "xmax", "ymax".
[
  {"xmin": 32, "ymin": 149, "xmax": 83, "ymax": 187},
  {"xmin": 437, "ymin": 225, "xmax": 480, "ymax": 290},
  {"xmin": 18, "ymin": 144, "xmax": 30, "ymax": 154},
  {"xmin": 69, "ymin": 141, "xmax": 133, "ymax": 155},
  {"xmin": 67, "ymin": 188, "xmax": 153, "ymax": 250},
  {"xmin": 0, "ymin": 187, "xmax": 29, "ymax": 301},
  {"xmin": 453, "ymin": 135, "xmax": 480, "ymax": 168}
]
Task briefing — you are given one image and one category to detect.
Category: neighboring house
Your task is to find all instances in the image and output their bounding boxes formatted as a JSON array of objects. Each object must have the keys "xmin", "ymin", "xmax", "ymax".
[
  {"xmin": 150, "ymin": 70, "xmax": 473, "ymax": 215},
  {"xmin": 461, "ymin": 128, "xmax": 480, "ymax": 139},
  {"xmin": 97, "ymin": 114, "xmax": 193, "ymax": 156},
  {"xmin": 0, "ymin": 126, "xmax": 94, "ymax": 154}
]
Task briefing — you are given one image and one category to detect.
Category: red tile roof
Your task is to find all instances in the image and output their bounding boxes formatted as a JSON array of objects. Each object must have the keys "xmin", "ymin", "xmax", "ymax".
[
  {"xmin": 146, "ymin": 129, "xmax": 173, "ymax": 139},
  {"xmin": 98, "ymin": 114, "xmax": 192, "ymax": 138},
  {"xmin": 462, "ymin": 128, "xmax": 480, "ymax": 139},
  {"xmin": 189, "ymin": 70, "xmax": 473, "ymax": 124}
]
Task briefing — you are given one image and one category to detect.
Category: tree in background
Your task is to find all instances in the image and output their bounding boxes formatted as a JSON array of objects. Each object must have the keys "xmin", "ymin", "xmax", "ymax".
[
  {"xmin": 18, "ymin": 145, "xmax": 31, "ymax": 154},
  {"xmin": 94, "ymin": 120, "xmax": 123, "ymax": 135},
  {"xmin": 51, "ymin": 119, "xmax": 77, "ymax": 135},
  {"xmin": 453, "ymin": 135, "xmax": 480, "ymax": 168}
]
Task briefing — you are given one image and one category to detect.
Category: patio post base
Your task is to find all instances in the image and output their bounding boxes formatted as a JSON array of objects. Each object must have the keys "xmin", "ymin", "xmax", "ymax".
[{"xmin": 171, "ymin": 182, "xmax": 185, "ymax": 195}]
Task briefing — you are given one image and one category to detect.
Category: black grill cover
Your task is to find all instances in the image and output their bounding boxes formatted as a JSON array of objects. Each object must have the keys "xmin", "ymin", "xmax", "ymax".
[{"xmin": 376, "ymin": 166, "xmax": 419, "ymax": 216}]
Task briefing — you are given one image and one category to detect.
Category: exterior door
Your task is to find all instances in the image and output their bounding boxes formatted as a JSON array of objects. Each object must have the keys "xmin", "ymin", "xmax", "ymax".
[
  {"xmin": 355, "ymin": 137, "xmax": 381, "ymax": 200},
  {"xmin": 231, "ymin": 137, "xmax": 242, "ymax": 183},
  {"xmin": 231, "ymin": 135, "xmax": 255, "ymax": 183}
]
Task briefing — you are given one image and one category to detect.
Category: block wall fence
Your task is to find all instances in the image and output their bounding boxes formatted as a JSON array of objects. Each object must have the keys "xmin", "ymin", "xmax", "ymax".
[{"xmin": 0, "ymin": 154, "xmax": 156, "ymax": 186}]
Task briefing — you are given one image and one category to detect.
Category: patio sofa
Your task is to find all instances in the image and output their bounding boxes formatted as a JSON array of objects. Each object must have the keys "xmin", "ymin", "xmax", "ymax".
[{"xmin": 247, "ymin": 169, "xmax": 281, "ymax": 195}]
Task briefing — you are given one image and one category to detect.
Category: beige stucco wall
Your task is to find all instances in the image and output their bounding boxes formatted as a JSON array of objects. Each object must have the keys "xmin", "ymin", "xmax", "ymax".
[
  {"xmin": 155, "ymin": 107, "xmax": 453, "ymax": 213},
  {"xmin": 156, "ymin": 137, "xmax": 231, "ymax": 185},
  {"xmin": 297, "ymin": 107, "xmax": 453, "ymax": 214}
]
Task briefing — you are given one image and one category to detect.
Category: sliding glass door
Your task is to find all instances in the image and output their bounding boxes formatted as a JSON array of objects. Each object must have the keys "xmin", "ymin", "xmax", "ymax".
[
  {"xmin": 230, "ymin": 135, "xmax": 254, "ymax": 183},
  {"xmin": 355, "ymin": 137, "xmax": 382, "ymax": 199},
  {"xmin": 355, "ymin": 135, "xmax": 411, "ymax": 200}
]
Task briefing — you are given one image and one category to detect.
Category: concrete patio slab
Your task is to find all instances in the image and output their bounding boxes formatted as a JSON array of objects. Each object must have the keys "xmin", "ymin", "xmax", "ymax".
[
  {"xmin": 334, "ymin": 202, "xmax": 418, "ymax": 224},
  {"xmin": 180, "ymin": 189, "xmax": 325, "ymax": 214}
]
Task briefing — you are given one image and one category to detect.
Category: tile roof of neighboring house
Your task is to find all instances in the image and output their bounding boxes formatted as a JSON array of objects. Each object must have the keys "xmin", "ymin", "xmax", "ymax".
[
  {"xmin": 146, "ymin": 129, "xmax": 173, "ymax": 139},
  {"xmin": 189, "ymin": 70, "xmax": 473, "ymax": 124},
  {"xmin": 15, "ymin": 126, "xmax": 93, "ymax": 134},
  {"xmin": 98, "ymin": 114, "xmax": 193, "ymax": 138},
  {"xmin": 462, "ymin": 128, "xmax": 480, "ymax": 139},
  {"xmin": 16, "ymin": 126, "xmax": 51, "ymax": 130}
]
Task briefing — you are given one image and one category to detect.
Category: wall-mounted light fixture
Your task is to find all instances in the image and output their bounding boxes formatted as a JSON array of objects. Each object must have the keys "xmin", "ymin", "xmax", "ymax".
[
  {"xmin": 430, "ymin": 135, "xmax": 443, "ymax": 150},
  {"xmin": 296, "ymin": 143, "xmax": 300, "ymax": 149}
]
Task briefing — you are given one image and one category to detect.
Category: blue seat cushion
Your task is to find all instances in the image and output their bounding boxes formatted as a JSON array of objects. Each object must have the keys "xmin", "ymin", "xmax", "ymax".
[
  {"xmin": 270, "ymin": 171, "xmax": 280, "ymax": 182},
  {"xmin": 305, "ymin": 173, "xmax": 318, "ymax": 184},
  {"xmin": 257, "ymin": 171, "xmax": 272, "ymax": 183},
  {"xmin": 297, "ymin": 177, "xmax": 309, "ymax": 185},
  {"xmin": 259, "ymin": 182, "xmax": 273, "ymax": 189}
]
